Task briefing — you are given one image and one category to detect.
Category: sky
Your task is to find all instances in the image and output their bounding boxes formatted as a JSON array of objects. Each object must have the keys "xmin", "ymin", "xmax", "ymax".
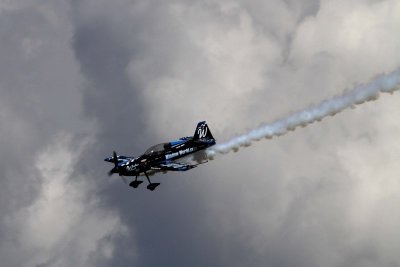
[{"xmin": 0, "ymin": 0, "xmax": 400, "ymax": 266}]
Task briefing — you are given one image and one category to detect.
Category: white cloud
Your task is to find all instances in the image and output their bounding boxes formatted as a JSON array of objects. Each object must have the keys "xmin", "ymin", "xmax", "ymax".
[
  {"xmin": 290, "ymin": 0, "xmax": 400, "ymax": 77},
  {"xmin": 126, "ymin": 1, "xmax": 284, "ymax": 135},
  {"xmin": 336, "ymin": 94, "xmax": 400, "ymax": 265},
  {"xmin": 2, "ymin": 134, "xmax": 130, "ymax": 267}
]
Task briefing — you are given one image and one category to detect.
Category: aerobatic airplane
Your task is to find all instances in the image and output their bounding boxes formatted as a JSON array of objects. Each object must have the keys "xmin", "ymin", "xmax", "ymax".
[{"xmin": 105, "ymin": 121, "xmax": 216, "ymax": 191}]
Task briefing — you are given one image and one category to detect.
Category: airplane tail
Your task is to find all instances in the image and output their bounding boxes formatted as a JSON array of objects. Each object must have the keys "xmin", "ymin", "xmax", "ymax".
[{"xmin": 193, "ymin": 121, "xmax": 214, "ymax": 140}]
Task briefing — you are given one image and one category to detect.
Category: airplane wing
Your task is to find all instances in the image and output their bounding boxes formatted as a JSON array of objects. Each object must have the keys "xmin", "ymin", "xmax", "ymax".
[
  {"xmin": 151, "ymin": 161, "xmax": 198, "ymax": 172},
  {"xmin": 104, "ymin": 154, "xmax": 135, "ymax": 166}
]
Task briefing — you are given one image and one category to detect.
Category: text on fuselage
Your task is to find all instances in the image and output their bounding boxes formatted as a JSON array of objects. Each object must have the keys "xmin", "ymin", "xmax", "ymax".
[{"xmin": 165, "ymin": 147, "xmax": 194, "ymax": 160}]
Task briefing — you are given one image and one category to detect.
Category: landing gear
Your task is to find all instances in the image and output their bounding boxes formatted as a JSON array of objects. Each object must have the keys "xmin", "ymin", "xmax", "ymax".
[
  {"xmin": 129, "ymin": 176, "xmax": 143, "ymax": 188},
  {"xmin": 128, "ymin": 173, "xmax": 160, "ymax": 191},
  {"xmin": 147, "ymin": 183, "xmax": 160, "ymax": 191},
  {"xmin": 144, "ymin": 171, "xmax": 160, "ymax": 191}
]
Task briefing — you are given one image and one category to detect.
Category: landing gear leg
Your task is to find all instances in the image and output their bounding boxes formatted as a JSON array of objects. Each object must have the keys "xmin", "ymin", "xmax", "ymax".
[
  {"xmin": 144, "ymin": 172, "xmax": 160, "ymax": 191},
  {"xmin": 129, "ymin": 175, "xmax": 143, "ymax": 188}
]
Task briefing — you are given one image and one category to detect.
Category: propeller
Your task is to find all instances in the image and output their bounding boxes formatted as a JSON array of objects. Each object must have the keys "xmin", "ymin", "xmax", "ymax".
[
  {"xmin": 108, "ymin": 151, "xmax": 119, "ymax": 176},
  {"xmin": 107, "ymin": 151, "xmax": 128, "ymax": 184}
]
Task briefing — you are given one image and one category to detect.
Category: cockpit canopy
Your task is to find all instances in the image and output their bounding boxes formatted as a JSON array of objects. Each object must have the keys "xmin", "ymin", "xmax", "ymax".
[{"xmin": 144, "ymin": 143, "xmax": 168, "ymax": 155}]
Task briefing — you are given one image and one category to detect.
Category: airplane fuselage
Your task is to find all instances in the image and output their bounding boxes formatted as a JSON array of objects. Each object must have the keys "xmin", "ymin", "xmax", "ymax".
[
  {"xmin": 106, "ymin": 136, "xmax": 215, "ymax": 177},
  {"xmin": 105, "ymin": 121, "xmax": 216, "ymax": 190}
]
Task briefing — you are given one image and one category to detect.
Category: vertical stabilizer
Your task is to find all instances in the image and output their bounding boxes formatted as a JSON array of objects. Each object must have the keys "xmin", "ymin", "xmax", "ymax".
[{"xmin": 193, "ymin": 121, "xmax": 214, "ymax": 140}]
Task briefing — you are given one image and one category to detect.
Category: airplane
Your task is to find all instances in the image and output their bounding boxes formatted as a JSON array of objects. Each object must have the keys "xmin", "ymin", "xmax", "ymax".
[{"xmin": 104, "ymin": 121, "xmax": 216, "ymax": 191}]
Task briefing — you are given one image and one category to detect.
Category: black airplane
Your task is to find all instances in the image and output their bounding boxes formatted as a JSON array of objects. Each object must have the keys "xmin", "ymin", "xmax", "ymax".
[{"xmin": 105, "ymin": 121, "xmax": 216, "ymax": 191}]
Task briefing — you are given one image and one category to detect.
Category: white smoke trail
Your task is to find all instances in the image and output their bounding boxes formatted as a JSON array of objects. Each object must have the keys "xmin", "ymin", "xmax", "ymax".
[{"xmin": 206, "ymin": 69, "xmax": 400, "ymax": 158}]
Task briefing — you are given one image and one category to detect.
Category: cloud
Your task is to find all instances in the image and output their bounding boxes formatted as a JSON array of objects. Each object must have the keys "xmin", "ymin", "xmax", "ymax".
[
  {"xmin": 111, "ymin": 0, "xmax": 400, "ymax": 266},
  {"xmin": 1, "ymin": 0, "xmax": 400, "ymax": 266},
  {"xmin": 2, "ymin": 134, "xmax": 129, "ymax": 267},
  {"xmin": 335, "ymin": 95, "xmax": 400, "ymax": 266},
  {"xmin": 0, "ymin": 1, "xmax": 130, "ymax": 266}
]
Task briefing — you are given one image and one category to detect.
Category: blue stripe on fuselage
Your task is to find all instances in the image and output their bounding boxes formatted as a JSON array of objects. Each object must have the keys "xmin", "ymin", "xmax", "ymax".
[{"xmin": 170, "ymin": 140, "xmax": 186, "ymax": 147}]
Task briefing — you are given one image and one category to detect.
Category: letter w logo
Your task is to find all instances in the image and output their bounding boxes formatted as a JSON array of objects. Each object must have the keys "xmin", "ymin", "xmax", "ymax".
[{"xmin": 197, "ymin": 126, "xmax": 208, "ymax": 138}]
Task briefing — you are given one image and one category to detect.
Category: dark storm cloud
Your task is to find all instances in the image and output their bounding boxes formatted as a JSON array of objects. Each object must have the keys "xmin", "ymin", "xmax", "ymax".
[{"xmin": 70, "ymin": 2, "xmax": 232, "ymax": 265}]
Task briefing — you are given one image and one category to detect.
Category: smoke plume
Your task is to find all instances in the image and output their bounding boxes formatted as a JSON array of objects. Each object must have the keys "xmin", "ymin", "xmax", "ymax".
[{"xmin": 207, "ymin": 69, "xmax": 400, "ymax": 158}]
